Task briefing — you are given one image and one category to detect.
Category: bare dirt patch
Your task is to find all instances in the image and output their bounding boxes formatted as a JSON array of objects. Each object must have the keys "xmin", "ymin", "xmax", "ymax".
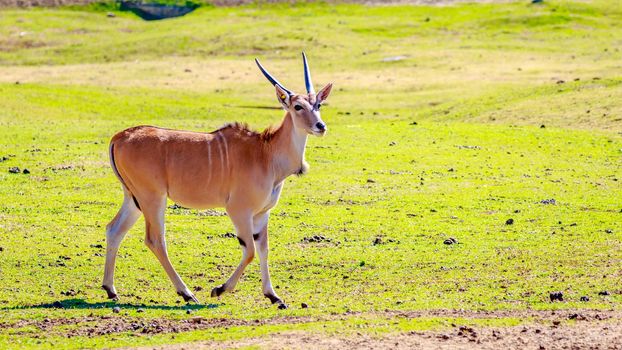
[
  {"xmin": 159, "ymin": 324, "xmax": 622, "ymax": 350},
  {"xmin": 0, "ymin": 38, "xmax": 46, "ymax": 52},
  {"xmin": 2, "ymin": 309, "xmax": 621, "ymax": 345},
  {"xmin": 134, "ymin": 310, "xmax": 622, "ymax": 350}
]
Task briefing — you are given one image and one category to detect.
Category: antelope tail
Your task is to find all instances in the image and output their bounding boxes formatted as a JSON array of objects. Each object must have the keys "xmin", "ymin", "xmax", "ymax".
[{"xmin": 109, "ymin": 142, "xmax": 141, "ymax": 211}]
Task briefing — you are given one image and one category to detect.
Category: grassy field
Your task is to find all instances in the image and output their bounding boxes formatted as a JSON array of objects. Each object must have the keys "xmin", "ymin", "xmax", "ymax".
[{"xmin": 0, "ymin": 0, "xmax": 621, "ymax": 348}]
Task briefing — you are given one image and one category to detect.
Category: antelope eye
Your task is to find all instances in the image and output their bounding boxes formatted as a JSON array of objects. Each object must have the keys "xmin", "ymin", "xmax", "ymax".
[{"xmin": 294, "ymin": 105, "xmax": 303, "ymax": 111}]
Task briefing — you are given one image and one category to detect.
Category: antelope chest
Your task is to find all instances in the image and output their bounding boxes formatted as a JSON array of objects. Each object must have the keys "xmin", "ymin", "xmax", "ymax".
[{"xmin": 261, "ymin": 182, "xmax": 283, "ymax": 212}]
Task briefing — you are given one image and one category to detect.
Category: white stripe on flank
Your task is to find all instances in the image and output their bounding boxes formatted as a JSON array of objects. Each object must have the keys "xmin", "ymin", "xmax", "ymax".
[
  {"xmin": 206, "ymin": 136, "xmax": 212, "ymax": 185},
  {"xmin": 220, "ymin": 131, "xmax": 230, "ymax": 175},
  {"xmin": 216, "ymin": 132, "xmax": 225, "ymax": 181}
]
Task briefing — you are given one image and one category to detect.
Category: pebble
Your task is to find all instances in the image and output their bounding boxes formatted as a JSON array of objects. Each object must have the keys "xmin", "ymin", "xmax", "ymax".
[
  {"xmin": 444, "ymin": 237, "xmax": 458, "ymax": 245},
  {"xmin": 549, "ymin": 291, "xmax": 563, "ymax": 302},
  {"xmin": 112, "ymin": 306, "xmax": 121, "ymax": 313}
]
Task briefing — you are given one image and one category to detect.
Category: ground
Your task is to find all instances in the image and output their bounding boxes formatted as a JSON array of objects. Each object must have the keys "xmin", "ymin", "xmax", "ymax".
[{"xmin": 0, "ymin": 0, "xmax": 621, "ymax": 349}]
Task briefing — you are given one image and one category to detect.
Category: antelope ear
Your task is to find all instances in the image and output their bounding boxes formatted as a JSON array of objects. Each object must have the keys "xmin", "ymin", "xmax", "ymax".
[
  {"xmin": 316, "ymin": 83, "xmax": 333, "ymax": 103},
  {"xmin": 275, "ymin": 85, "xmax": 291, "ymax": 108}
]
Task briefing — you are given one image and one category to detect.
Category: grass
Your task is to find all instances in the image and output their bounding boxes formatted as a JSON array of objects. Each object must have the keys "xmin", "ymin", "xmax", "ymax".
[{"xmin": 0, "ymin": 0, "xmax": 621, "ymax": 348}]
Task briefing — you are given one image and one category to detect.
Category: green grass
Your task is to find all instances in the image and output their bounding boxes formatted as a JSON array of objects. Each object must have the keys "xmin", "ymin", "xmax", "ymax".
[{"xmin": 0, "ymin": 0, "xmax": 621, "ymax": 348}]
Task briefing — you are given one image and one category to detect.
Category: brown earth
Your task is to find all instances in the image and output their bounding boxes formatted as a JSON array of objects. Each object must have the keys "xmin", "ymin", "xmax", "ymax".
[
  {"xmin": 142, "ymin": 324, "xmax": 622, "ymax": 350},
  {"xmin": 131, "ymin": 310, "xmax": 622, "ymax": 350},
  {"xmin": 2, "ymin": 309, "xmax": 622, "ymax": 349}
]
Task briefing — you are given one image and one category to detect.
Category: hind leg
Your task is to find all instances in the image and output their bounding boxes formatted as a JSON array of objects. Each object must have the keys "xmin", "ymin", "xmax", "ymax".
[
  {"xmin": 142, "ymin": 195, "xmax": 198, "ymax": 303},
  {"xmin": 102, "ymin": 189, "xmax": 141, "ymax": 300}
]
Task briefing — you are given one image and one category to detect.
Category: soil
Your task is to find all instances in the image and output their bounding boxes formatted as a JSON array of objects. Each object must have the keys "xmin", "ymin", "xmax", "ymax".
[
  {"xmin": 133, "ymin": 310, "xmax": 622, "ymax": 350},
  {"xmin": 2, "ymin": 309, "xmax": 621, "ymax": 349},
  {"xmin": 148, "ymin": 324, "xmax": 622, "ymax": 350}
]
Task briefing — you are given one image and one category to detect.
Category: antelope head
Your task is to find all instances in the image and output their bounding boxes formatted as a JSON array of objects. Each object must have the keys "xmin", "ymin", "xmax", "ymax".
[{"xmin": 255, "ymin": 52, "xmax": 333, "ymax": 137}]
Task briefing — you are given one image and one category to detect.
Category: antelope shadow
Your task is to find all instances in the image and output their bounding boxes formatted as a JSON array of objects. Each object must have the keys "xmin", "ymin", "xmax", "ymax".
[{"xmin": 1, "ymin": 298, "xmax": 218, "ymax": 311}]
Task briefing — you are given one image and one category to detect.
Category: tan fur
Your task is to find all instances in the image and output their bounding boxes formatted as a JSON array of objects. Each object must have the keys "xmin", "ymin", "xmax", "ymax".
[{"xmin": 102, "ymin": 84, "xmax": 332, "ymax": 307}]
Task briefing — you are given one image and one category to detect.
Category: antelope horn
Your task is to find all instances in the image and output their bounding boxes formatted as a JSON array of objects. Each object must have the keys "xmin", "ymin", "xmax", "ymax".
[
  {"xmin": 302, "ymin": 52, "xmax": 315, "ymax": 94},
  {"xmin": 255, "ymin": 58, "xmax": 293, "ymax": 96}
]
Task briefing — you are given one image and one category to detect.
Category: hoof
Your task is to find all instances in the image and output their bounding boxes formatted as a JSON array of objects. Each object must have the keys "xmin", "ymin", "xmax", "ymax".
[
  {"xmin": 211, "ymin": 284, "xmax": 226, "ymax": 298},
  {"xmin": 177, "ymin": 291, "xmax": 199, "ymax": 303},
  {"xmin": 102, "ymin": 285, "xmax": 118, "ymax": 300},
  {"xmin": 264, "ymin": 293, "xmax": 282, "ymax": 305},
  {"xmin": 277, "ymin": 302, "xmax": 288, "ymax": 310}
]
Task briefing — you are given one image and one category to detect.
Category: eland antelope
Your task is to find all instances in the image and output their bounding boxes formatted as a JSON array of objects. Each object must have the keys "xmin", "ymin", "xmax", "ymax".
[{"xmin": 102, "ymin": 53, "xmax": 333, "ymax": 309}]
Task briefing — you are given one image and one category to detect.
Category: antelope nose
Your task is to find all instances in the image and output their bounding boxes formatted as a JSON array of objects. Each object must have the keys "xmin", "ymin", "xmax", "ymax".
[{"xmin": 315, "ymin": 122, "xmax": 326, "ymax": 131}]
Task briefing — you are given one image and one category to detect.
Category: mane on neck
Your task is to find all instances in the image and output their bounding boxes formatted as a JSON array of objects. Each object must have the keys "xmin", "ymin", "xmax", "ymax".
[{"xmin": 215, "ymin": 120, "xmax": 283, "ymax": 143}]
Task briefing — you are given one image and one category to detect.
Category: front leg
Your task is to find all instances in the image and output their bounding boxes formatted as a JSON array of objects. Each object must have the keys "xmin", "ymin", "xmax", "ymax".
[
  {"xmin": 211, "ymin": 209, "xmax": 255, "ymax": 298},
  {"xmin": 253, "ymin": 212, "xmax": 287, "ymax": 309}
]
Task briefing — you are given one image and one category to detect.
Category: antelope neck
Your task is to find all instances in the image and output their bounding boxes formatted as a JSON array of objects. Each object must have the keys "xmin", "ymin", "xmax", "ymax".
[{"xmin": 270, "ymin": 112, "xmax": 308, "ymax": 182}]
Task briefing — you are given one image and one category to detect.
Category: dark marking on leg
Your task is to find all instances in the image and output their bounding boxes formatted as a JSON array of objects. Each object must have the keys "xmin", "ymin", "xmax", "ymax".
[
  {"xmin": 237, "ymin": 237, "xmax": 246, "ymax": 247},
  {"xmin": 211, "ymin": 284, "xmax": 226, "ymax": 297},
  {"xmin": 264, "ymin": 293, "xmax": 282, "ymax": 305},
  {"xmin": 102, "ymin": 285, "xmax": 117, "ymax": 300},
  {"xmin": 253, "ymin": 233, "xmax": 260, "ymax": 241},
  {"xmin": 132, "ymin": 196, "xmax": 141, "ymax": 211}
]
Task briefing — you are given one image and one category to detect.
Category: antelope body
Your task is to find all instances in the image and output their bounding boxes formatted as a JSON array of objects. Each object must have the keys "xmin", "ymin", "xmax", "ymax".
[{"xmin": 102, "ymin": 54, "xmax": 333, "ymax": 308}]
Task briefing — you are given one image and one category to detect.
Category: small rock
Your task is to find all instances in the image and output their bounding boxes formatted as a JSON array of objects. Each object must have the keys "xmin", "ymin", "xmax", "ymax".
[
  {"xmin": 373, "ymin": 237, "xmax": 383, "ymax": 245},
  {"xmin": 301, "ymin": 302, "xmax": 308, "ymax": 309},
  {"xmin": 359, "ymin": 261, "xmax": 365, "ymax": 267},
  {"xmin": 580, "ymin": 296, "xmax": 590, "ymax": 302},
  {"xmin": 0, "ymin": 247, "xmax": 3, "ymax": 252},
  {"xmin": 552, "ymin": 320, "xmax": 561, "ymax": 326},
  {"xmin": 301, "ymin": 235, "xmax": 332, "ymax": 243},
  {"xmin": 184, "ymin": 68, "xmax": 192, "ymax": 73},
  {"xmin": 549, "ymin": 291, "xmax": 563, "ymax": 302},
  {"xmin": 107, "ymin": 12, "xmax": 116, "ymax": 17},
  {"xmin": 444, "ymin": 237, "xmax": 458, "ymax": 245},
  {"xmin": 540, "ymin": 199, "xmax": 556, "ymax": 205},
  {"xmin": 366, "ymin": 178, "xmax": 376, "ymax": 183},
  {"xmin": 112, "ymin": 306, "xmax": 121, "ymax": 313},
  {"xmin": 8, "ymin": 167, "xmax": 20, "ymax": 174},
  {"xmin": 136, "ymin": 308, "xmax": 145, "ymax": 313},
  {"xmin": 186, "ymin": 309, "xmax": 193, "ymax": 315},
  {"xmin": 598, "ymin": 291, "xmax": 610, "ymax": 296},
  {"xmin": 22, "ymin": 168, "xmax": 30, "ymax": 174},
  {"xmin": 410, "ymin": 121, "xmax": 418, "ymax": 125},
  {"xmin": 448, "ymin": 168, "xmax": 454, "ymax": 172},
  {"xmin": 568, "ymin": 313, "xmax": 586, "ymax": 320},
  {"xmin": 221, "ymin": 232, "xmax": 235, "ymax": 238},
  {"xmin": 505, "ymin": 218, "xmax": 514, "ymax": 225},
  {"xmin": 605, "ymin": 229, "xmax": 613, "ymax": 234},
  {"xmin": 389, "ymin": 141, "xmax": 397, "ymax": 146}
]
